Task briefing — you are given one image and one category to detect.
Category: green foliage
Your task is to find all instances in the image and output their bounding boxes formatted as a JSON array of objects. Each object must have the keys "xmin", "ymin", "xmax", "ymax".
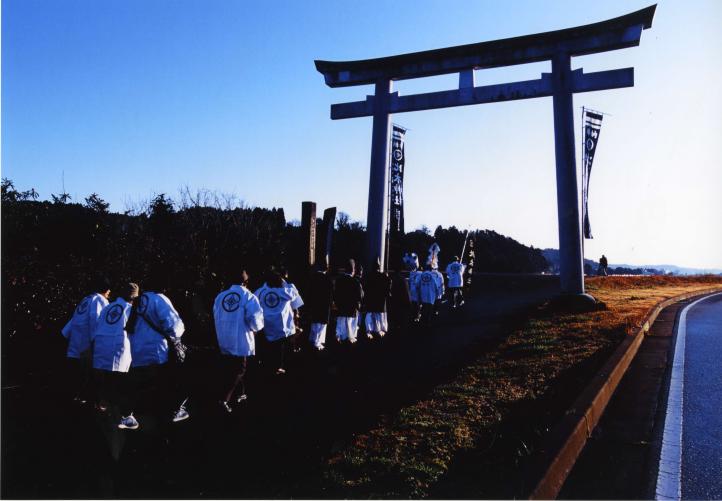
[{"xmin": 84, "ymin": 193, "xmax": 110, "ymax": 213}]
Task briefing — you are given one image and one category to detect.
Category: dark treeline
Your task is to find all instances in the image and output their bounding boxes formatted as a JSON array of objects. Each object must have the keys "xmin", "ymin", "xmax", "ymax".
[{"xmin": 1, "ymin": 179, "xmax": 547, "ymax": 381}]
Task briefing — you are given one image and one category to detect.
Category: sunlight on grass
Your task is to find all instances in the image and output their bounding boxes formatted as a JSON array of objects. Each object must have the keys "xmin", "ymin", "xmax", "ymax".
[{"xmin": 322, "ymin": 276, "xmax": 722, "ymax": 498}]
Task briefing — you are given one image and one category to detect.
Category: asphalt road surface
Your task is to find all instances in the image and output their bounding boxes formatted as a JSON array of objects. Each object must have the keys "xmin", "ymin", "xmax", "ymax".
[
  {"xmin": 1, "ymin": 275, "xmax": 559, "ymax": 498},
  {"xmin": 681, "ymin": 293, "xmax": 722, "ymax": 500}
]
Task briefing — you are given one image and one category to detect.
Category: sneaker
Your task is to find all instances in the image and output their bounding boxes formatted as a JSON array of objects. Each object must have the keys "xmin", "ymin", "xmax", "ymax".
[
  {"xmin": 276, "ymin": 367, "xmax": 286, "ymax": 375},
  {"xmin": 236, "ymin": 394, "xmax": 248, "ymax": 404},
  {"xmin": 172, "ymin": 407, "xmax": 190, "ymax": 423},
  {"xmin": 219, "ymin": 400, "xmax": 233, "ymax": 413},
  {"xmin": 366, "ymin": 333, "xmax": 374, "ymax": 340},
  {"xmin": 459, "ymin": 300, "xmax": 465, "ymax": 306},
  {"xmin": 72, "ymin": 396, "xmax": 87, "ymax": 405},
  {"xmin": 118, "ymin": 414, "xmax": 140, "ymax": 430}
]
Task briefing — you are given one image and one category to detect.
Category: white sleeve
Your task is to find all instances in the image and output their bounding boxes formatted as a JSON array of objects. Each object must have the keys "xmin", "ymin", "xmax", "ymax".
[
  {"xmin": 61, "ymin": 319, "xmax": 72, "ymax": 339},
  {"xmin": 88, "ymin": 297, "xmax": 106, "ymax": 334},
  {"xmin": 290, "ymin": 287, "xmax": 304, "ymax": 309},
  {"xmin": 244, "ymin": 293, "xmax": 264, "ymax": 332},
  {"xmin": 156, "ymin": 296, "xmax": 185, "ymax": 339}
]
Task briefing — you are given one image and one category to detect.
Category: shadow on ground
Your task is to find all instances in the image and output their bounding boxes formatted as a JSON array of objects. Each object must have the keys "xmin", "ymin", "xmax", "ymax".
[{"xmin": 2, "ymin": 275, "xmax": 559, "ymax": 499}]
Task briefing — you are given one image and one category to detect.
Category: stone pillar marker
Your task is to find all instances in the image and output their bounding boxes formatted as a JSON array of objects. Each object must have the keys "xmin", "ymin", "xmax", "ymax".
[{"xmin": 301, "ymin": 201, "xmax": 317, "ymax": 268}]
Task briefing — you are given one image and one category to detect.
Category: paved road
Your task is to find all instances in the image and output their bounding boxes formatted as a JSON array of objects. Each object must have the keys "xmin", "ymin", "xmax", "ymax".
[
  {"xmin": 681, "ymin": 293, "xmax": 722, "ymax": 499},
  {"xmin": 2, "ymin": 275, "xmax": 559, "ymax": 498}
]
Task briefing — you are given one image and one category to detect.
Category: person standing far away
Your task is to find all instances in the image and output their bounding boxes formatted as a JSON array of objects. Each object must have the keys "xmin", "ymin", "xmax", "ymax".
[
  {"xmin": 279, "ymin": 267, "xmax": 304, "ymax": 353},
  {"xmin": 418, "ymin": 265, "xmax": 441, "ymax": 324},
  {"xmin": 255, "ymin": 270, "xmax": 303, "ymax": 375},
  {"xmin": 61, "ymin": 276, "xmax": 111, "ymax": 404},
  {"xmin": 334, "ymin": 259, "xmax": 364, "ymax": 344},
  {"xmin": 599, "ymin": 255, "xmax": 609, "ymax": 276},
  {"xmin": 389, "ymin": 269, "xmax": 411, "ymax": 332},
  {"xmin": 445, "ymin": 256, "xmax": 466, "ymax": 308},
  {"xmin": 404, "ymin": 252, "xmax": 422, "ymax": 323},
  {"xmin": 91, "ymin": 282, "xmax": 138, "ymax": 429},
  {"xmin": 213, "ymin": 270, "xmax": 264, "ymax": 413},
  {"xmin": 363, "ymin": 260, "xmax": 392, "ymax": 340},
  {"xmin": 306, "ymin": 262, "xmax": 333, "ymax": 351},
  {"xmin": 431, "ymin": 263, "xmax": 445, "ymax": 316},
  {"xmin": 127, "ymin": 282, "xmax": 189, "ymax": 424},
  {"xmin": 353, "ymin": 264, "xmax": 365, "ymax": 338}
]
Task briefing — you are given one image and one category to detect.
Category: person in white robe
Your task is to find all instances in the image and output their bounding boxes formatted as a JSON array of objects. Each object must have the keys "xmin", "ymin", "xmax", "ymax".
[
  {"xmin": 91, "ymin": 282, "xmax": 138, "ymax": 428},
  {"xmin": 445, "ymin": 256, "xmax": 466, "ymax": 308},
  {"xmin": 417, "ymin": 267, "xmax": 442, "ymax": 324},
  {"xmin": 128, "ymin": 288, "xmax": 189, "ymax": 423},
  {"xmin": 214, "ymin": 270, "xmax": 264, "ymax": 413},
  {"xmin": 404, "ymin": 253, "xmax": 422, "ymax": 323},
  {"xmin": 255, "ymin": 270, "xmax": 303, "ymax": 374},
  {"xmin": 61, "ymin": 276, "xmax": 110, "ymax": 403},
  {"xmin": 280, "ymin": 268, "xmax": 304, "ymax": 353}
]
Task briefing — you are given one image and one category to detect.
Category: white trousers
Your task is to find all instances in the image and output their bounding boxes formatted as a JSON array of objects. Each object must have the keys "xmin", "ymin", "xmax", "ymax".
[
  {"xmin": 309, "ymin": 323, "xmax": 327, "ymax": 349},
  {"xmin": 336, "ymin": 316, "xmax": 358, "ymax": 343},
  {"xmin": 364, "ymin": 312, "xmax": 388, "ymax": 334}
]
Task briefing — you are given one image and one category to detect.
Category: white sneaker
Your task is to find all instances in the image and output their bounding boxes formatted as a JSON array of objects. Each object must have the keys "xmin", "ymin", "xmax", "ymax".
[
  {"xmin": 219, "ymin": 400, "xmax": 233, "ymax": 413},
  {"xmin": 236, "ymin": 394, "xmax": 248, "ymax": 404},
  {"xmin": 172, "ymin": 407, "xmax": 190, "ymax": 423},
  {"xmin": 118, "ymin": 414, "xmax": 140, "ymax": 430}
]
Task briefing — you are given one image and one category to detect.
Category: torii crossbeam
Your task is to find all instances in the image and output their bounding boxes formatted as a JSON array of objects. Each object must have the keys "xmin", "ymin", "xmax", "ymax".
[{"xmin": 316, "ymin": 5, "xmax": 656, "ymax": 301}]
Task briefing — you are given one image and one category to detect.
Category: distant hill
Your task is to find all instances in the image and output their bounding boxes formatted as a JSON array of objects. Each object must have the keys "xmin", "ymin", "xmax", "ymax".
[{"xmin": 542, "ymin": 248, "xmax": 722, "ymax": 276}]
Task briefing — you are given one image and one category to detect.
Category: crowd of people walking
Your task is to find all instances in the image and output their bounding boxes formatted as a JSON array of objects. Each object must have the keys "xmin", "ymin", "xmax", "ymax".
[{"xmin": 60, "ymin": 256, "xmax": 467, "ymax": 430}]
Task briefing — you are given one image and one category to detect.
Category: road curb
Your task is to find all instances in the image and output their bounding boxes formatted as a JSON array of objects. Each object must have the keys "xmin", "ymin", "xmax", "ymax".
[{"xmin": 528, "ymin": 286, "xmax": 722, "ymax": 500}]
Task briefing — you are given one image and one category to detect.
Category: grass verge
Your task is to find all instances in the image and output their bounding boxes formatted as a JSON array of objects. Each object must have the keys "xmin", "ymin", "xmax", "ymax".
[{"xmin": 321, "ymin": 275, "xmax": 722, "ymax": 498}]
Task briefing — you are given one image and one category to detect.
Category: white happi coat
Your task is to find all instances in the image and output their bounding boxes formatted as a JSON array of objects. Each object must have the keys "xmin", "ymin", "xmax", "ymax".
[
  {"xmin": 418, "ymin": 271, "xmax": 442, "ymax": 305},
  {"xmin": 446, "ymin": 262, "xmax": 466, "ymax": 288},
  {"xmin": 408, "ymin": 271, "xmax": 421, "ymax": 302},
  {"xmin": 130, "ymin": 292, "xmax": 185, "ymax": 367},
  {"xmin": 214, "ymin": 285, "xmax": 264, "ymax": 357},
  {"xmin": 284, "ymin": 281, "xmax": 305, "ymax": 309},
  {"xmin": 255, "ymin": 283, "xmax": 303, "ymax": 342},
  {"xmin": 91, "ymin": 298, "xmax": 133, "ymax": 372},
  {"xmin": 62, "ymin": 293, "xmax": 108, "ymax": 358},
  {"xmin": 432, "ymin": 270, "xmax": 445, "ymax": 299}
]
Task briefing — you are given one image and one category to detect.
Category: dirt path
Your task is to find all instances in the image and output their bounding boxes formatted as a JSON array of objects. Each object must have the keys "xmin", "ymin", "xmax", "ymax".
[{"xmin": 2, "ymin": 275, "xmax": 558, "ymax": 498}]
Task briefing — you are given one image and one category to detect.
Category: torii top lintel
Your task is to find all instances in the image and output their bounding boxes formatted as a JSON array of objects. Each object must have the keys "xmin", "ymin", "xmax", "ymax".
[{"xmin": 315, "ymin": 5, "xmax": 656, "ymax": 88}]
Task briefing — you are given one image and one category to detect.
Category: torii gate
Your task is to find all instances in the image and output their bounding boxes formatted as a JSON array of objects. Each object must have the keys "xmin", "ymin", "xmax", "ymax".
[{"xmin": 315, "ymin": 5, "xmax": 656, "ymax": 301}]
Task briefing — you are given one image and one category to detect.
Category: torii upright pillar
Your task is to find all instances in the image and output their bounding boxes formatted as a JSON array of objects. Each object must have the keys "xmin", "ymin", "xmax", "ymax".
[
  {"xmin": 315, "ymin": 5, "xmax": 656, "ymax": 300},
  {"xmin": 366, "ymin": 79, "xmax": 393, "ymax": 269},
  {"xmin": 551, "ymin": 53, "xmax": 588, "ymax": 298}
]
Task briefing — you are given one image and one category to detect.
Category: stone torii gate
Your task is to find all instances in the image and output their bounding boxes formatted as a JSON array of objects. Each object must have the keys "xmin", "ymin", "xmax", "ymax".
[{"xmin": 315, "ymin": 5, "xmax": 656, "ymax": 301}]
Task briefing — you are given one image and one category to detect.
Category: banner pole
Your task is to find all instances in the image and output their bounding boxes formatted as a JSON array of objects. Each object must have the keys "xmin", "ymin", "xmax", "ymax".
[{"xmin": 581, "ymin": 107, "xmax": 586, "ymax": 263}]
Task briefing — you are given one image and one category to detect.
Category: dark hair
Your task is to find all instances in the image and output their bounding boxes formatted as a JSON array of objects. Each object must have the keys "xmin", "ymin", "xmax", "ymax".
[
  {"xmin": 266, "ymin": 270, "xmax": 284, "ymax": 288},
  {"xmin": 93, "ymin": 275, "xmax": 111, "ymax": 293}
]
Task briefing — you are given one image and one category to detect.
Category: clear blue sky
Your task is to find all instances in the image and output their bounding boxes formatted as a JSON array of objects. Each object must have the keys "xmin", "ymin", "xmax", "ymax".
[{"xmin": 2, "ymin": 0, "xmax": 721, "ymax": 269}]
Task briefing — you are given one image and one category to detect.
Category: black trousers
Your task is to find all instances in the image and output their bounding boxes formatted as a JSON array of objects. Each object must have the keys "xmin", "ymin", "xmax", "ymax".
[
  {"xmin": 126, "ymin": 363, "xmax": 188, "ymax": 417},
  {"xmin": 66, "ymin": 356, "xmax": 92, "ymax": 401},
  {"xmin": 94, "ymin": 369, "xmax": 132, "ymax": 415},
  {"xmin": 221, "ymin": 355, "xmax": 248, "ymax": 401}
]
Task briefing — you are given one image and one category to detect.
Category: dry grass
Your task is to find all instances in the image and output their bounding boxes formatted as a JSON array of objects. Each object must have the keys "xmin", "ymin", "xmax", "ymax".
[{"xmin": 322, "ymin": 275, "xmax": 722, "ymax": 498}]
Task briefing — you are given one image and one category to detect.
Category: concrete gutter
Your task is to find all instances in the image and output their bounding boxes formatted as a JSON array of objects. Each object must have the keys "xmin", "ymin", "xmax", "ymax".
[{"xmin": 528, "ymin": 286, "xmax": 722, "ymax": 500}]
